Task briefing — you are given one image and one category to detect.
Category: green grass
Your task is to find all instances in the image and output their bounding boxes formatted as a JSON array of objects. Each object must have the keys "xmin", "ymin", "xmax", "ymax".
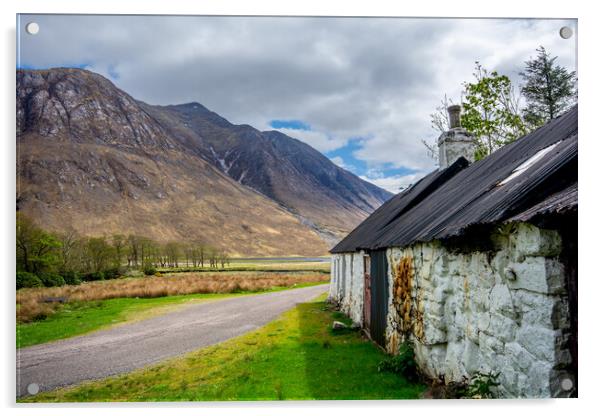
[
  {"xmin": 21, "ymin": 294, "xmax": 425, "ymax": 402},
  {"xmin": 17, "ymin": 282, "xmax": 325, "ymax": 349}
]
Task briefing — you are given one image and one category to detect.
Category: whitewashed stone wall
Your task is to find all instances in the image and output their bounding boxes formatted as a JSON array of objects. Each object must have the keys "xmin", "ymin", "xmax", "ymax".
[
  {"xmin": 386, "ymin": 223, "xmax": 573, "ymax": 398},
  {"xmin": 329, "ymin": 250, "xmax": 365, "ymax": 325},
  {"xmin": 329, "ymin": 223, "xmax": 574, "ymax": 398}
]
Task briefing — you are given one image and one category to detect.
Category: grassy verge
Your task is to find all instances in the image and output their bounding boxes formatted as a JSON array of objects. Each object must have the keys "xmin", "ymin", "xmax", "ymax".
[
  {"xmin": 22, "ymin": 294, "xmax": 425, "ymax": 402},
  {"xmin": 17, "ymin": 282, "xmax": 326, "ymax": 348}
]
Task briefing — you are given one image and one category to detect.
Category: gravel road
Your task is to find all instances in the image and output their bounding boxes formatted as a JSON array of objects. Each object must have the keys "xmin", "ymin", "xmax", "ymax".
[{"xmin": 17, "ymin": 284, "xmax": 328, "ymax": 397}]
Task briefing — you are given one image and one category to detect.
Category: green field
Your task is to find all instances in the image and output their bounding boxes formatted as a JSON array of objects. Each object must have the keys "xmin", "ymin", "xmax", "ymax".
[
  {"xmin": 22, "ymin": 294, "xmax": 425, "ymax": 402},
  {"xmin": 17, "ymin": 282, "xmax": 324, "ymax": 348}
]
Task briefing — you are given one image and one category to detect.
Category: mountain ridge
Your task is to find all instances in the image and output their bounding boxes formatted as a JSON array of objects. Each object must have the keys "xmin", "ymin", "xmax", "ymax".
[{"xmin": 16, "ymin": 67, "xmax": 391, "ymax": 255}]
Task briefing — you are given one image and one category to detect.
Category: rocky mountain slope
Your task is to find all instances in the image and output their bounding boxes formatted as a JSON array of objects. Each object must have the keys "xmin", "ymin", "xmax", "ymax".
[{"xmin": 16, "ymin": 68, "xmax": 391, "ymax": 255}]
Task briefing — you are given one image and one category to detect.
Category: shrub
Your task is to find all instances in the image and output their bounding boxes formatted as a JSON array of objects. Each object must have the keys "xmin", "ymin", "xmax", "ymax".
[
  {"xmin": 83, "ymin": 271, "xmax": 105, "ymax": 282},
  {"xmin": 377, "ymin": 341, "xmax": 418, "ymax": 382},
  {"xmin": 124, "ymin": 269, "xmax": 144, "ymax": 278},
  {"xmin": 465, "ymin": 371, "xmax": 500, "ymax": 399},
  {"xmin": 143, "ymin": 266, "xmax": 157, "ymax": 276},
  {"xmin": 61, "ymin": 271, "xmax": 82, "ymax": 286},
  {"xmin": 16, "ymin": 271, "xmax": 43, "ymax": 289},
  {"xmin": 38, "ymin": 272, "xmax": 66, "ymax": 287},
  {"xmin": 103, "ymin": 268, "xmax": 121, "ymax": 280}
]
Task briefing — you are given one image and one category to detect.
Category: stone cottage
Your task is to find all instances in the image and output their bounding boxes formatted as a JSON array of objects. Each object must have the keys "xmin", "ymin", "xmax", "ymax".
[{"xmin": 329, "ymin": 105, "xmax": 577, "ymax": 398}]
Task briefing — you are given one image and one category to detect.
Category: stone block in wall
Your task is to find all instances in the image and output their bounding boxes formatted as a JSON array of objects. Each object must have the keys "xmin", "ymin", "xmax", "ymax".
[
  {"xmin": 505, "ymin": 341, "xmax": 536, "ymax": 372},
  {"xmin": 517, "ymin": 324, "xmax": 560, "ymax": 362},
  {"xmin": 467, "ymin": 252, "xmax": 495, "ymax": 288},
  {"xmin": 444, "ymin": 341, "xmax": 467, "ymax": 382},
  {"xmin": 464, "ymin": 286, "xmax": 485, "ymax": 313},
  {"xmin": 507, "ymin": 257, "xmax": 566, "ymax": 295},
  {"xmin": 431, "ymin": 284, "xmax": 448, "ymax": 305},
  {"xmin": 516, "ymin": 373, "xmax": 530, "ymax": 398},
  {"xmin": 488, "ymin": 312, "xmax": 518, "ymax": 342},
  {"xmin": 496, "ymin": 354, "xmax": 520, "ymax": 397},
  {"xmin": 423, "ymin": 297, "xmax": 445, "ymax": 322},
  {"xmin": 526, "ymin": 359, "xmax": 553, "ymax": 397},
  {"xmin": 388, "ymin": 247, "xmax": 402, "ymax": 264},
  {"xmin": 479, "ymin": 331, "xmax": 505, "ymax": 358},
  {"xmin": 431, "ymin": 249, "xmax": 450, "ymax": 281},
  {"xmin": 489, "ymin": 284, "xmax": 516, "ymax": 318},
  {"xmin": 510, "ymin": 223, "xmax": 562, "ymax": 259},
  {"xmin": 422, "ymin": 319, "xmax": 447, "ymax": 345},
  {"xmin": 414, "ymin": 343, "xmax": 447, "ymax": 380},
  {"xmin": 462, "ymin": 339, "xmax": 483, "ymax": 374},
  {"xmin": 477, "ymin": 311, "xmax": 491, "ymax": 333},
  {"xmin": 513, "ymin": 289, "xmax": 569, "ymax": 330},
  {"xmin": 491, "ymin": 250, "xmax": 511, "ymax": 285},
  {"xmin": 418, "ymin": 243, "xmax": 443, "ymax": 282}
]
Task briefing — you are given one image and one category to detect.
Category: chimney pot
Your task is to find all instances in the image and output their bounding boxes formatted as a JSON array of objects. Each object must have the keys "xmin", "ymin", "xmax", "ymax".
[
  {"xmin": 438, "ymin": 104, "xmax": 475, "ymax": 169},
  {"xmin": 448, "ymin": 105, "xmax": 462, "ymax": 128}
]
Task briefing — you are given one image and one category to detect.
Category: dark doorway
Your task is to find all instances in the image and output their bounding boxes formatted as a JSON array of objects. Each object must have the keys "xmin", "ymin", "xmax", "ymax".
[
  {"xmin": 363, "ymin": 255, "xmax": 371, "ymax": 332},
  {"xmin": 369, "ymin": 250, "xmax": 389, "ymax": 347}
]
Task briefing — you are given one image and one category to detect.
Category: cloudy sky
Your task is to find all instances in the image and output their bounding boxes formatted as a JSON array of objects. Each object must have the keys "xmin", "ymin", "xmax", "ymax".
[{"xmin": 17, "ymin": 15, "xmax": 577, "ymax": 192}]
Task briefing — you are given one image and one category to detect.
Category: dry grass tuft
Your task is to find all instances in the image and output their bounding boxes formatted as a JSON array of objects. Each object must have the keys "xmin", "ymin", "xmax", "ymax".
[{"xmin": 16, "ymin": 272, "xmax": 329, "ymax": 323}]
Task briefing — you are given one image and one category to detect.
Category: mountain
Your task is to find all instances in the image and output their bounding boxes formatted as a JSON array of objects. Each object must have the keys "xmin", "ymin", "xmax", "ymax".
[
  {"xmin": 16, "ymin": 68, "xmax": 391, "ymax": 256},
  {"xmin": 143, "ymin": 102, "xmax": 391, "ymax": 244}
]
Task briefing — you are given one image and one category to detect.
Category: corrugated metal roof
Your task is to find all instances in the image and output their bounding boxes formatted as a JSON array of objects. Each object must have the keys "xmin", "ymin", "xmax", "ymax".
[
  {"xmin": 508, "ymin": 182, "xmax": 577, "ymax": 222},
  {"xmin": 331, "ymin": 105, "xmax": 578, "ymax": 254}
]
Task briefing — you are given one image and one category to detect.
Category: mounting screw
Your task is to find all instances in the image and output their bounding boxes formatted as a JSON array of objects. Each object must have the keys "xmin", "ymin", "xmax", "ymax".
[
  {"xmin": 25, "ymin": 22, "xmax": 40, "ymax": 35},
  {"xmin": 27, "ymin": 383, "xmax": 40, "ymax": 395},
  {"xmin": 561, "ymin": 377, "xmax": 573, "ymax": 391},
  {"xmin": 559, "ymin": 26, "xmax": 573, "ymax": 39}
]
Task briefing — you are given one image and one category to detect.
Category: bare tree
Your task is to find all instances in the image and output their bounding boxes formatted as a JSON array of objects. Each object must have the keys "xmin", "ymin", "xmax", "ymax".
[
  {"xmin": 165, "ymin": 242, "xmax": 181, "ymax": 268},
  {"xmin": 57, "ymin": 229, "xmax": 80, "ymax": 272},
  {"xmin": 422, "ymin": 94, "xmax": 458, "ymax": 160},
  {"xmin": 110, "ymin": 234, "xmax": 126, "ymax": 269},
  {"xmin": 219, "ymin": 250, "xmax": 230, "ymax": 268}
]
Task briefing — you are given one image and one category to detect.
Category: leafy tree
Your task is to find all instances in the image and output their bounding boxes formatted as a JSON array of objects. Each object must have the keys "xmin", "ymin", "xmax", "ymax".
[
  {"xmin": 84, "ymin": 237, "xmax": 114, "ymax": 273},
  {"xmin": 16, "ymin": 213, "xmax": 62, "ymax": 274},
  {"xmin": 520, "ymin": 46, "xmax": 577, "ymax": 128},
  {"xmin": 462, "ymin": 62, "xmax": 527, "ymax": 159}
]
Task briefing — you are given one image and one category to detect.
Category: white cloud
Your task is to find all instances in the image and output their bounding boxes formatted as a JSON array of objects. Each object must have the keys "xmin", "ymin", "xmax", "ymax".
[
  {"xmin": 19, "ymin": 16, "xmax": 577, "ymax": 182},
  {"xmin": 272, "ymin": 128, "xmax": 347, "ymax": 153},
  {"xmin": 330, "ymin": 156, "xmax": 346, "ymax": 168},
  {"xmin": 360, "ymin": 171, "xmax": 428, "ymax": 194}
]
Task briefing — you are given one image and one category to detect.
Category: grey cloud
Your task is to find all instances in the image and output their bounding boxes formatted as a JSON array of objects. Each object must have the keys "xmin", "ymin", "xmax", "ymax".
[{"xmin": 19, "ymin": 15, "xmax": 577, "ymax": 173}]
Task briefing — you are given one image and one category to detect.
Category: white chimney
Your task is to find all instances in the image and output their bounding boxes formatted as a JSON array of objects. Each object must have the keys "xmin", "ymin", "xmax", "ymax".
[{"xmin": 438, "ymin": 105, "xmax": 475, "ymax": 169}]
